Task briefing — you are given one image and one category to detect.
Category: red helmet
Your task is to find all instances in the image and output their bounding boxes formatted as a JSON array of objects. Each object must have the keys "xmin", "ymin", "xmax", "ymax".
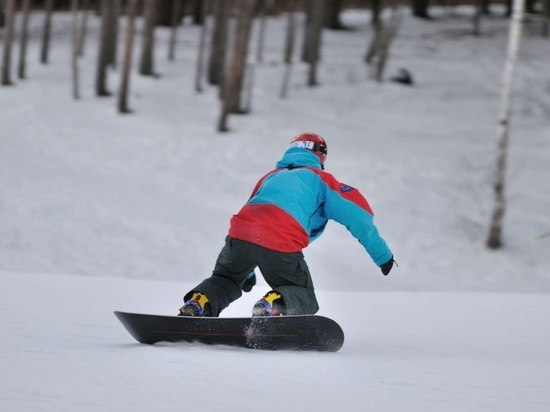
[{"xmin": 289, "ymin": 132, "xmax": 328, "ymax": 166}]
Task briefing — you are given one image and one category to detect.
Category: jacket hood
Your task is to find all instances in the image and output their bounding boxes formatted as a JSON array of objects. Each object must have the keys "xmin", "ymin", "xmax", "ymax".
[{"xmin": 276, "ymin": 148, "xmax": 323, "ymax": 170}]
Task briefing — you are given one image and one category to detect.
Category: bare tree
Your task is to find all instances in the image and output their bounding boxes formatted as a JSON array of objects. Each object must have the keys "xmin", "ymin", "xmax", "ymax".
[
  {"xmin": 1, "ymin": 0, "xmax": 15, "ymax": 86},
  {"xmin": 280, "ymin": 0, "xmax": 298, "ymax": 98},
  {"xmin": 218, "ymin": 0, "xmax": 257, "ymax": 132},
  {"xmin": 168, "ymin": 0, "xmax": 184, "ymax": 61},
  {"xmin": 324, "ymin": 0, "xmax": 345, "ymax": 29},
  {"xmin": 118, "ymin": 0, "xmax": 139, "ymax": 113},
  {"xmin": 302, "ymin": 0, "xmax": 325, "ymax": 86},
  {"xmin": 77, "ymin": 0, "xmax": 91, "ymax": 56},
  {"xmin": 487, "ymin": 0, "xmax": 525, "ymax": 249},
  {"xmin": 195, "ymin": 0, "xmax": 211, "ymax": 92},
  {"xmin": 18, "ymin": 0, "xmax": 32, "ymax": 79},
  {"xmin": 71, "ymin": 0, "xmax": 80, "ymax": 99},
  {"xmin": 208, "ymin": 0, "xmax": 231, "ymax": 86},
  {"xmin": 366, "ymin": 6, "xmax": 404, "ymax": 82},
  {"xmin": 95, "ymin": 0, "xmax": 116, "ymax": 96},
  {"xmin": 139, "ymin": 0, "xmax": 157, "ymax": 76},
  {"xmin": 255, "ymin": 0, "xmax": 271, "ymax": 64},
  {"xmin": 40, "ymin": 0, "xmax": 54, "ymax": 64}
]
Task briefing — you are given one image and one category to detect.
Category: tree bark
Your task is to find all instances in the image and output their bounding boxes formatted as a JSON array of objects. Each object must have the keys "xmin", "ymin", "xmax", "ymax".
[
  {"xmin": 40, "ymin": 0, "xmax": 54, "ymax": 64},
  {"xmin": 195, "ymin": 0, "xmax": 211, "ymax": 92},
  {"xmin": 218, "ymin": 0, "xmax": 257, "ymax": 132},
  {"xmin": 118, "ymin": 0, "xmax": 138, "ymax": 113},
  {"xmin": 1, "ymin": 0, "xmax": 15, "ymax": 86},
  {"xmin": 71, "ymin": 0, "xmax": 80, "ymax": 99},
  {"xmin": 487, "ymin": 0, "xmax": 525, "ymax": 249},
  {"xmin": 411, "ymin": 0, "xmax": 431, "ymax": 19},
  {"xmin": 302, "ymin": 0, "xmax": 325, "ymax": 86},
  {"xmin": 139, "ymin": 0, "xmax": 157, "ymax": 76},
  {"xmin": 18, "ymin": 0, "xmax": 32, "ymax": 79},
  {"xmin": 95, "ymin": 0, "xmax": 115, "ymax": 96},
  {"xmin": 168, "ymin": 0, "xmax": 184, "ymax": 61},
  {"xmin": 324, "ymin": 0, "xmax": 345, "ymax": 29},
  {"xmin": 280, "ymin": 0, "xmax": 297, "ymax": 99},
  {"xmin": 207, "ymin": 0, "xmax": 231, "ymax": 86}
]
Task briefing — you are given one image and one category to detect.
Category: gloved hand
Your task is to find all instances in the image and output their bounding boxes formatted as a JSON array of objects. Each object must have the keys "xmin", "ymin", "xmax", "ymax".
[
  {"xmin": 380, "ymin": 256, "xmax": 395, "ymax": 276},
  {"xmin": 241, "ymin": 273, "xmax": 256, "ymax": 292}
]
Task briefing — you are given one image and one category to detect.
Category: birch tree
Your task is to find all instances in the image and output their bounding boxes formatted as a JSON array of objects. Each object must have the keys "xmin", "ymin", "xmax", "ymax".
[
  {"xmin": 18, "ymin": 0, "xmax": 32, "ymax": 79},
  {"xmin": 71, "ymin": 0, "xmax": 80, "ymax": 99},
  {"xmin": 118, "ymin": 0, "xmax": 138, "ymax": 113},
  {"xmin": 486, "ymin": 0, "xmax": 525, "ymax": 249},
  {"xmin": 195, "ymin": 0, "xmax": 211, "ymax": 92},
  {"xmin": 1, "ymin": 0, "xmax": 15, "ymax": 86}
]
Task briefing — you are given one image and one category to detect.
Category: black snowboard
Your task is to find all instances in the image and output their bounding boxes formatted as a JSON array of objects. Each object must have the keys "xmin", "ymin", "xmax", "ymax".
[{"xmin": 114, "ymin": 311, "xmax": 344, "ymax": 352}]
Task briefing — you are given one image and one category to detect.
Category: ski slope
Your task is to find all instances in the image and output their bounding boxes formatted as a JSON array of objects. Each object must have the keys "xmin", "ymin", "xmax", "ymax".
[
  {"xmin": 1, "ymin": 5, "xmax": 550, "ymax": 411},
  {"xmin": 1, "ymin": 271, "xmax": 549, "ymax": 411}
]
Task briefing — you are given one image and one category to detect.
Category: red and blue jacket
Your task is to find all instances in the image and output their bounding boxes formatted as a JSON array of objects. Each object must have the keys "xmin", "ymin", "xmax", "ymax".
[{"xmin": 229, "ymin": 147, "xmax": 393, "ymax": 266}]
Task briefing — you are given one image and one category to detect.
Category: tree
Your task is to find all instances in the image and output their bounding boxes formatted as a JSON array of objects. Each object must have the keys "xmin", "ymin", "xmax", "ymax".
[
  {"xmin": 18, "ymin": 0, "xmax": 32, "ymax": 79},
  {"xmin": 40, "ymin": 0, "xmax": 55, "ymax": 64},
  {"xmin": 118, "ymin": 0, "xmax": 139, "ymax": 113},
  {"xmin": 207, "ymin": 0, "xmax": 231, "ymax": 86},
  {"xmin": 168, "ymin": 0, "xmax": 184, "ymax": 61},
  {"xmin": 302, "ymin": 0, "xmax": 325, "ymax": 86},
  {"xmin": 486, "ymin": 0, "xmax": 525, "ymax": 249},
  {"xmin": 77, "ymin": 0, "xmax": 91, "ymax": 57},
  {"xmin": 1, "ymin": 0, "xmax": 15, "ymax": 86},
  {"xmin": 95, "ymin": 0, "xmax": 117, "ymax": 96},
  {"xmin": 195, "ymin": 0, "xmax": 211, "ymax": 92},
  {"xmin": 218, "ymin": 0, "xmax": 257, "ymax": 132},
  {"xmin": 139, "ymin": 0, "xmax": 158, "ymax": 76},
  {"xmin": 324, "ymin": 0, "xmax": 345, "ymax": 30},
  {"xmin": 71, "ymin": 0, "xmax": 80, "ymax": 99},
  {"xmin": 411, "ymin": 0, "xmax": 431, "ymax": 19},
  {"xmin": 280, "ymin": 0, "xmax": 298, "ymax": 99}
]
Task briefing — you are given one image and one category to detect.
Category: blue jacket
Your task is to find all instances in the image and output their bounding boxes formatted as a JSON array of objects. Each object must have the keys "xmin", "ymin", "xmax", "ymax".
[{"xmin": 229, "ymin": 148, "xmax": 393, "ymax": 266}]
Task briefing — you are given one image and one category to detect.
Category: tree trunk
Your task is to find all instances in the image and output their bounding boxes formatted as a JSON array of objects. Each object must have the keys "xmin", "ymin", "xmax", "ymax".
[
  {"xmin": 411, "ymin": 0, "xmax": 431, "ymax": 19},
  {"xmin": 139, "ymin": 0, "xmax": 157, "ymax": 76},
  {"xmin": 302, "ymin": 0, "xmax": 325, "ymax": 87},
  {"xmin": 40, "ymin": 0, "xmax": 54, "ymax": 64},
  {"xmin": 369, "ymin": 7, "xmax": 403, "ymax": 82},
  {"xmin": 18, "ymin": 0, "xmax": 32, "ymax": 79},
  {"xmin": 118, "ymin": 0, "xmax": 138, "ymax": 113},
  {"xmin": 1, "ymin": 0, "xmax": 15, "ymax": 85},
  {"xmin": 71, "ymin": 0, "xmax": 80, "ymax": 99},
  {"xmin": 95, "ymin": 0, "xmax": 115, "ymax": 96},
  {"xmin": 195, "ymin": 0, "xmax": 211, "ymax": 92},
  {"xmin": 486, "ymin": 0, "xmax": 525, "ymax": 249},
  {"xmin": 280, "ymin": 0, "xmax": 297, "ymax": 99},
  {"xmin": 255, "ymin": 0, "xmax": 270, "ymax": 63},
  {"xmin": 218, "ymin": 0, "xmax": 256, "ymax": 132},
  {"xmin": 77, "ymin": 0, "xmax": 91, "ymax": 57},
  {"xmin": 168, "ymin": 0, "xmax": 184, "ymax": 61},
  {"xmin": 207, "ymin": 0, "xmax": 231, "ymax": 86},
  {"xmin": 324, "ymin": 0, "xmax": 345, "ymax": 29}
]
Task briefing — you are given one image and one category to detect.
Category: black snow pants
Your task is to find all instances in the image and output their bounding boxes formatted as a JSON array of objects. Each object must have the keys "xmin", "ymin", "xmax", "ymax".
[{"xmin": 184, "ymin": 237, "xmax": 319, "ymax": 317}]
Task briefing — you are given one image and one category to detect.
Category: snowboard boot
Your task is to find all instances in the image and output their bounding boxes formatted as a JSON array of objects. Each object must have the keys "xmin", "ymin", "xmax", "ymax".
[
  {"xmin": 252, "ymin": 291, "xmax": 286, "ymax": 317},
  {"xmin": 179, "ymin": 292, "xmax": 211, "ymax": 317}
]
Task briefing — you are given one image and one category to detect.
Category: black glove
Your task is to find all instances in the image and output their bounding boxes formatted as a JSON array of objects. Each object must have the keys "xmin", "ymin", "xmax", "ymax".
[
  {"xmin": 241, "ymin": 273, "xmax": 256, "ymax": 292},
  {"xmin": 380, "ymin": 256, "xmax": 395, "ymax": 276}
]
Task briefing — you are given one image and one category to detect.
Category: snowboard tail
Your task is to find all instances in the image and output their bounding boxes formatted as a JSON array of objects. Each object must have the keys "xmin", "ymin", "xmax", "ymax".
[{"xmin": 114, "ymin": 311, "xmax": 344, "ymax": 352}]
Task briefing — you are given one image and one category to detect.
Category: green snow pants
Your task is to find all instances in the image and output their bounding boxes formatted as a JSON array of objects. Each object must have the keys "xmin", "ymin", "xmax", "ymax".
[{"xmin": 185, "ymin": 237, "xmax": 319, "ymax": 317}]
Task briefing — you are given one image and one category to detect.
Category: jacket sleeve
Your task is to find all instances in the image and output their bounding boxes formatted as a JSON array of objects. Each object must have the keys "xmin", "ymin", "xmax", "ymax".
[{"xmin": 322, "ymin": 176, "xmax": 393, "ymax": 266}]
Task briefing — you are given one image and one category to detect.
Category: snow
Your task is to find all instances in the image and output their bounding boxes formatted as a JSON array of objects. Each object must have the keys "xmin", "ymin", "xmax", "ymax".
[{"xmin": 1, "ymin": 6, "xmax": 550, "ymax": 412}]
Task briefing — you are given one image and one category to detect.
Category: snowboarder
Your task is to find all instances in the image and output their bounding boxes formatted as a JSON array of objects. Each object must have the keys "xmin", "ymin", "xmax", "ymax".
[{"xmin": 180, "ymin": 132, "xmax": 395, "ymax": 317}]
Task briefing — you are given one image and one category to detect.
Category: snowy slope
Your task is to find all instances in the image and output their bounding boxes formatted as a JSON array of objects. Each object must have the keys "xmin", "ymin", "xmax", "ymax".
[
  {"xmin": 1, "ymin": 6, "xmax": 550, "ymax": 411},
  {"xmin": 2, "ymin": 271, "xmax": 549, "ymax": 412}
]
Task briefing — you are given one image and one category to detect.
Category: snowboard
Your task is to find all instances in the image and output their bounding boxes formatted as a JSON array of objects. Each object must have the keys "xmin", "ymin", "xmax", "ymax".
[{"xmin": 114, "ymin": 311, "xmax": 344, "ymax": 352}]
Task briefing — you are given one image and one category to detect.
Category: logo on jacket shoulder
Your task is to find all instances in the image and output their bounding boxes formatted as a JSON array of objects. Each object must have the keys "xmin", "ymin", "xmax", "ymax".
[{"xmin": 340, "ymin": 185, "xmax": 355, "ymax": 193}]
